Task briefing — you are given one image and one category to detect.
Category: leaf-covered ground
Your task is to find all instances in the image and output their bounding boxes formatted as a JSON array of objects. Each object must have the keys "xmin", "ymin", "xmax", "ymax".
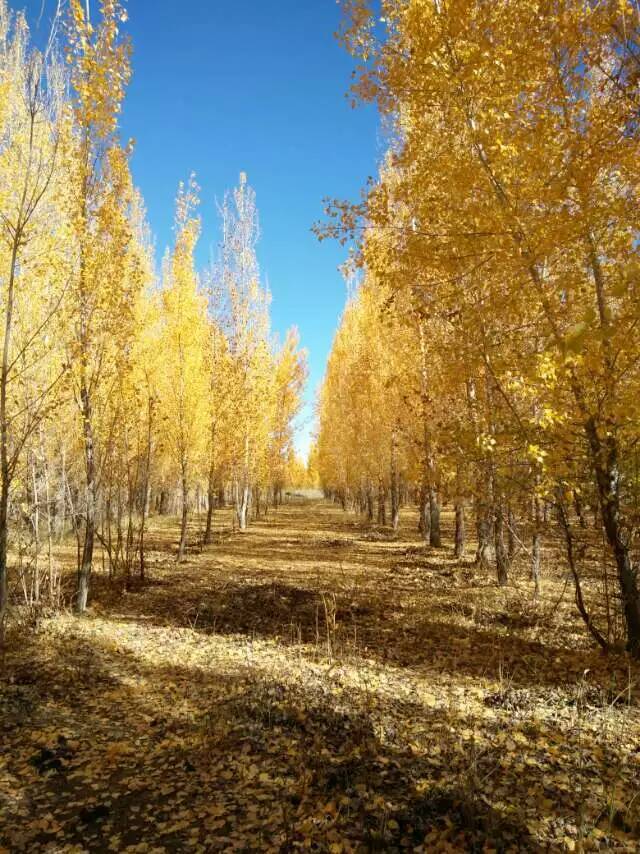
[{"xmin": 1, "ymin": 501, "xmax": 639, "ymax": 852}]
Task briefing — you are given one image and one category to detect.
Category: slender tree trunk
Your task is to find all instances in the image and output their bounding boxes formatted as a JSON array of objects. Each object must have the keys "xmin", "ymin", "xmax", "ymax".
[
  {"xmin": 476, "ymin": 510, "xmax": 492, "ymax": 569},
  {"xmin": 574, "ymin": 491, "xmax": 588, "ymax": 529},
  {"xmin": 367, "ymin": 484, "xmax": 374, "ymax": 522},
  {"xmin": 159, "ymin": 489, "xmax": 169, "ymax": 515},
  {"xmin": 429, "ymin": 489, "xmax": 441, "ymax": 548},
  {"xmin": 138, "ymin": 482, "xmax": 149, "ymax": 582},
  {"xmin": 507, "ymin": 506, "xmax": 517, "ymax": 560},
  {"xmin": 203, "ymin": 464, "xmax": 216, "ymax": 546},
  {"xmin": 237, "ymin": 485, "xmax": 250, "ymax": 531},
  {"xmin": 0, "ymin": 107, "xmax": 41, "ymax": 635},
  {"xmin": 494, "ymin": 501, "xmax": 509, "ymax": 586},
  {"xmin": 31, "ymin": 455, "xmax": 40, "ymax": 604},
  {"xmin": 58, "ymin": 446, "xmax": 67, "ymax": 542},
  {"xmin": 419, "ymin": 484, "xmax": 430, "ymax": 542},
  {"xmin": 0, "ymin": 225, "xmax": 23, "ymax": 636},
  {"xmin": 138, "ymin": 400, "xmax": 153, "ymax": 580},
  {"xmin": 531, "ymin": 530, "xmax": 542, "ymax": 600},
  {"xmin": 454, "ymin": 502, "xmax": 465, "ymax": 558},
  {"xmin": 177, "ymin": 464, "xmax": 188, "ymax": 562},
  {"xmin": 475, "ymin": 461, "xmax": 493, "ymax": 569},
  {"xmin": 558, "ymin": 493, "xmax": 608, "ymax": 652},
  {"xmin": 41, "ymin": 433, "xmax": 55, "ymax": 604},
  {"xmin": 377, "ymin": 480, "xmax": 386, "ymax": 526},
  {"xmin": 237, "ymin": 434, "xmax": 251, "ymax": 531},
  {"xmin": 0, "ymin": 451, "xmax": 9, "ymax": 639},
  {"xmin": 531, "ymin": 489, "xmax": 543, "ymax": 599},
  {"xmin": 586, "ymin": 418, "xmax": 640, "ymax": 655},
  {"xmin": 454, "ymin": 465, "xmax": 465, "ymax": 558},
  {"xmin": 76, "ymin": 380, "xmax": 96, "ymax": 614},
  {"xmin": 390, "ymin": 432, "xmax": 400, "ymax": 531}
]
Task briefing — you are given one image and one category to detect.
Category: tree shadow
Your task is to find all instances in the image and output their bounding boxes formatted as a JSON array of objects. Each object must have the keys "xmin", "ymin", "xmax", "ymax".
[
  {"xmin": 0, "ymin": 627, "xmax": 554, "ymax": 852},
  {"xmin": 87, "ymin": 563, "xmax": 635, "ymax": 703}
]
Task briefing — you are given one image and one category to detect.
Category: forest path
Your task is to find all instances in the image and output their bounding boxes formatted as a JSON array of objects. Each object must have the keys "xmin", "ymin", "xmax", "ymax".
[{"xmin": 1, "ymin": 501, "xmax": 639, "ymax": 852}]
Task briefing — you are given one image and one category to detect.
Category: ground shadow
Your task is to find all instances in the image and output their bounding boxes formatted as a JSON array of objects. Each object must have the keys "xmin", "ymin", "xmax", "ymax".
[{"xmin": 0, "ymin": 627, "xmax": 563, "ymax": 852}]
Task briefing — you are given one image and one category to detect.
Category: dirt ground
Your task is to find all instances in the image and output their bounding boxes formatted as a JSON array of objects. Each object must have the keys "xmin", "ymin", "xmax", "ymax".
[{"xmin": 1, "ymin": 500, "xmax": 639, "ymax": 852}]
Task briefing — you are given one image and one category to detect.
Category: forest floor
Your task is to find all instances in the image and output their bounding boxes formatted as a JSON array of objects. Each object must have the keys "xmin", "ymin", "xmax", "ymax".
[{"xmin": 1, "ymin": 500, "xmax": 640, "ymax": 853}]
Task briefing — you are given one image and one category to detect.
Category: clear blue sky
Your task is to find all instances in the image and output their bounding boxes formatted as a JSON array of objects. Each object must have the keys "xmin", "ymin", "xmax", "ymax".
[{"xmin": 23, "ymin": 0, "xmax": 381, "ymax": 459}]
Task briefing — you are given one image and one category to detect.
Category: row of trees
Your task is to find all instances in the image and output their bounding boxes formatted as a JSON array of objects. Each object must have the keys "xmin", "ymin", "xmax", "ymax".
[
  {"xmin": 0, "ymin": 0, "xmax": 306, "ymax": 628},
  {"xmin": 317, "ymin": 0, "xmax": 640, "ymax": 655}
]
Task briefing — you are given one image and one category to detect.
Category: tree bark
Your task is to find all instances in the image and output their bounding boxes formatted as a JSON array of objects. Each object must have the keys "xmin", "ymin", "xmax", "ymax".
[
  {"xmin": 531, "ymin": 491, "xmax": 543, "ymax": 599},
  {"xmin": 159, "ymin": 489, "xmax": 169, "ymax": 515},
  {"xmin": 507, "ymin": 506, "xmax": 517, "ymax": 560},
  {"xmin": 585, "ymin": 418, "xmax": 640, "ymax": 655},
  {"xmin": 76, "ymin": 380, "xmax": 96, "ymax": 613},
  {"xmin": 454, "ymin": 502, "xmax": 465, "ymax": 558},
  {"xmin": 377, "ymin": 481, "xmax": 386, "ymax": 526},
  {"xmin": 138, "ymin": 398, "xmax": 153, "ymax": 580},
  {"xmin": 475, "ymin": 508, "xmax": 492, "ymax": 569},
  {"xmin": 494, "ymin": 502, "xmax": 509, "ymax": 586},
  {"xmin": 390, "ymin": 433, "xmax": 400, "ymax": 531},
  {"xmin": 419, "ymin": 484, "xmax": 430, "ymax": 542},
  {"xmin": 366, "ymin": 485, "xmax": 374, "ymax": 522},
  {"xmin": 237, "ymin": 484, "xmax": 250, "ymax": 531},
  {"xmin": 429, "ymin": 489, "xmax": 441, "ymax": 547},
  {"xmin": 177, "ymin": 466, "xmax": 188, "ymax": 563},
  {"xmin": 203, "ymin": 464, "xmax": 216, "ymax": 546}
]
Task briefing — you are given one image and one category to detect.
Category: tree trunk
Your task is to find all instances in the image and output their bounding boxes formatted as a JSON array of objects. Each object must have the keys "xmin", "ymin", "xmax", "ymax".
[
  {"xmin": 390, "ymin": 433, "xmax": 400, "ymax": 531},
  {"xmin": 159, "ymin": 489, "xmax": 169, "ymax": 515},
  {"xmin": 41, "ymin": 432, "xmax": 56, "ymax": 604},
  {"xmin": 558, "ymin": 493, "xmax": 608, "ymax": 652},
  {"xmin": 429, "ymin": 489, "xmax": 441, "ymax": 548},
  {"xmin": 507, "ymin": 506, "xmax": 517, "ymax": 560},
  {"xmin": 0, "ymin": 472, "xmax": 9, "ymax": 638},
  {"xmin": 419, "ymin": 484, "xmax": 430, "ymax": 542},
  {"xmin": 366, "ymin": 485, "xmax": 374, "ymax": 522},
  {"xmin": 138, "ymin": 483, "xmax": 149, "ymax": 581},
  {"xmin": 177, "ymin": 468, "xmax": 188, "ymax": 563},
  {"xmin": 586, "ymin": 418, "xmax": 640, "ymax": 655},
  {"xmin": 531, "ymin": 530, "xmax": 541, "ymax": 600},
  {"xmin": 531, "ymin": 491, "xmax": 543, "ymax": 599},
  {"xmin": 574, "ymin": 491, "xmax": 588, "ymax": 529},
  {"xmin": 76, "ymin": 381, "xmax": 96, "ymax": 614},
  {"xmin": 203, "ymin": 464, "xmax": 216, "ymax": 546},
  {"xmin": 453, "ymin": 466, "xmax": 465, "ymax": 558},
  {"xmin": 454, "ymin": 502, "xmax": 465, "ymax": 558},
  {"xmin": 494, "ymin": 502, "xmax": 509, "ymax": 586},
  {"xmin": 31, "ymin": 455, "xmax": 40, "ymax": 604},
  {"xmin": 475, "ymin": 470, "xmax": 493, "ymax": 569},
  {"xmin": 138, "ymin": 402, "xmax": 153, "ymax": 580},
  {"xmin": 377, "ymin": 481, "xmax": 386, "ymax": 526},
  {"xmin": 0, "ymin": 225, "xmax": 21, "ymax": 636},
  {"xmin": 237, "ymin": 484, "xmax": 250, "ymax": 531}
]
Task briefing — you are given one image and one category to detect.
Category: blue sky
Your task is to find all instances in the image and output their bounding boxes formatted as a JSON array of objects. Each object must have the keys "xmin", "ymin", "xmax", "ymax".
[{"xmin": 23, "ymin": 0, "xmax": 381, "ymax": 459}]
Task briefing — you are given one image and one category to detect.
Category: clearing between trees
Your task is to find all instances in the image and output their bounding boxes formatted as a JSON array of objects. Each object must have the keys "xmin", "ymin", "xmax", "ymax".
[{"xmin": 1, "ymin": 500, "xmax": 639, "ymax": 853}]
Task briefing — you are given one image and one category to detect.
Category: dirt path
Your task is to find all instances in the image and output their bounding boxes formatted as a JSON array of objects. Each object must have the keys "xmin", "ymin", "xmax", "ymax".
[{"xmin": 1, "ymin": 501, "xmax": 639, "ymax": 852}]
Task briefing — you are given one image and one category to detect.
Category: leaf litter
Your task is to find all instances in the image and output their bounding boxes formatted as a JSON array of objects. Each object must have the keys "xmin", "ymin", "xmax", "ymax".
[{"xmin": 1, "ymin": 502, "xmax": 640, "ymax": 852}]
